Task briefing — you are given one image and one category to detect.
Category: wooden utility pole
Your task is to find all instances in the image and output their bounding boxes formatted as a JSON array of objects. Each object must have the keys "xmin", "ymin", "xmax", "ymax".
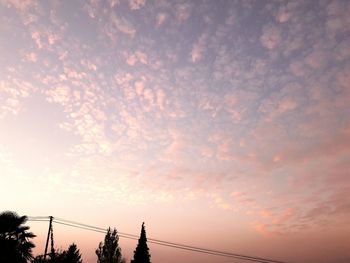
[{"xmin": 44, "ymin": 216, "xmax": 53, "ymax": 260}]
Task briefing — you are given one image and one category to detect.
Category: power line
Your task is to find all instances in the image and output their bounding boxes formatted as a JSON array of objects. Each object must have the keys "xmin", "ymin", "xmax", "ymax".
[
  {"xmin": 51, "ymin": 220, "xmax": 266, "ymax": 262},
  {"xmin": 28, "ymin": 216, "xmax": 289, "ymax": 263},
  {"xmin": 53, "ymin": 218, "xmax": 284, "ymax": 263}
]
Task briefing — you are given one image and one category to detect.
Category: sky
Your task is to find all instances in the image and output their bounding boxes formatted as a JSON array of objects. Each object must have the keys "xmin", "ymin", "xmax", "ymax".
[{"xmin": 0, "ymin": 0, "xmax": 350, "ymax": 262}]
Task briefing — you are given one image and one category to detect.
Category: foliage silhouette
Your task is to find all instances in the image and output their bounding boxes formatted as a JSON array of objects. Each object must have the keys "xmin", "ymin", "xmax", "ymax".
[
  {"xmin": 63, "ymin": 243, "xmax": 83, "ymax": 263},
  {"xmin": 32, "ymin": 243, "xmax": 82, "ymax": 263},
  {"xmin": 96, "ymin": 227, "xmax": 125, "ymax": 263},
  {"xmin": 0, "ymin": 211, "xmax": 36, "ymax": 263},
  {"xmin": 131, "ymin": 223, "xmax": 151, "ymax": 263}
]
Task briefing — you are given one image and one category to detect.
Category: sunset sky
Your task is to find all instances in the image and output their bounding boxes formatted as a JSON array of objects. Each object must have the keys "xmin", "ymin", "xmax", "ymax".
[{"xmin": 1, "ymin": 0, "xmax": 350, "ymax": 262}]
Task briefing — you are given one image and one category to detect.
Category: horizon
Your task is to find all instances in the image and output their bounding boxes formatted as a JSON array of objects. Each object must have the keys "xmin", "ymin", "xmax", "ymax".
[{"xmin": 1, "ymin": 0, "xmax": 350, "ymax": 263}]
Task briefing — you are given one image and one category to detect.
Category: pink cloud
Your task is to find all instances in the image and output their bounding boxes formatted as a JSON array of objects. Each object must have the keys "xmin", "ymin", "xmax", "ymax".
[
  {"xmin": 109, "ymin": 0, "xmax": 119, "ymax": 8},
  {"xmin": 156, "ymin": 13, "xmax": 167, "ymax": 26},
  {"xmin": 190, "ymin": 33, "xmax": 207, "ymax": 63},
  {"xmin": 176, "ymin": 3, "xmax": 191, "ymax": 23},
  {"xmin": 260, "ymin": 24, "xmax": 282, "ymax": 50},
  {"xmin": 47, "ymin": 32, "xmax": 59, "ymax": 45},
  {"xmin": 63, "ymin": 67, "xmax": 86, "ymax": 81},
  {"xmin": 272, "ymin": 208, "xmax": 296, "ymax": 225},
  {"xmin": 25, "ymin": 52, "xmax": 37, "ymax": 62},
  {"xmin": 114, "ymin": 72, "xmax": 133, "ymax": 85},
  {"xmin": 143, "ymin": 88, "xmax": 154, "ymax": 109},
  {"xmin": 209, "ymin": 193, "xmax": 231, "ymax": 210},
  {"xmin": 2, "ymin": 0, "xmax": 35, "ymax": 12},
  {"xmin": 335, "ymin": 37, "xmax": 350, "ymax": 61},
  {"xmin": 337, "ymin": 64, "xmax": 350, "ymax": 90},
  {"xmin": 45, "ymin": 86, "xmax": 71, "ymax": 106},
  {"xmin": 126, "ymin": 51, "xmax": 148, "ymax": 65},
  {"xmin": 276, "ymin": 7, "xmax": 291, "ymax": 23},
  {"xmin": 128, "ymin": 0, "xmax": 146, "ymax": 10},
  {"xmin": 200, "ymin": 146, "xmax": 213, "ymax": 158},
  {"xmin": 260, "ymin": 209, "xmax": 273, "ymax": 218},
  {"xmin": 325, "ymin": 0, "xmax": 350, "ymax": 37},
  {"xmin": 81, "ymin": 59, "xmax": 98, "ymax": 71},
  {"xmin": 165, "ymin": 129, "xmax": 183, "ymax": 155},
  {"xmin": 111, "ymin": 14, "xmax": 136, "ymax": 38},
  {"xmin": 305, "ymin": 49, "xmax": 328, "ymax": 70},
  {"xmin": 0, "ymin": 78, "xmax": 35, "ymax": 118},
  {"xmin": 135, "ymin": 80, "xmax": 145, "ymax": 95},
  {"xmin": 230, "ymin": 191, "xmax": 246, "ymax": 199},
  {"xmin": 251, "ymin": 222, "xmax": 272, "ymax": 236},
  {"xmin": 198, "ymin": 94, "xmax": 222, "ymax": 118},
  {"xmin": 156, "ymin": 88, "xmax": 166, "ymax": 110},
  {"xmin": 289, "ymin": 60, "xmax": 307, "ymax": 77},
  {"xmin": 277, "ymin": 97, "xmax": 298, "ymax": 113},
  {"xmin": 31, "ymin": 31, "xmax": 42, "ymax": 49},
  {"xmin": 216, "ymin": 139, "xmax": 233, "ymax": 161},
  {"xmin": 126, "ymin": 54, "xmax": 137, "ymax": 66}
]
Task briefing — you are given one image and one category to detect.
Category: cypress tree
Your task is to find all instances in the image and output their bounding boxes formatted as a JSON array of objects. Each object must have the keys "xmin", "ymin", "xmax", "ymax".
[{"xmin": 131, "ymin": 223, "xmax": 151, "ymax": 263}]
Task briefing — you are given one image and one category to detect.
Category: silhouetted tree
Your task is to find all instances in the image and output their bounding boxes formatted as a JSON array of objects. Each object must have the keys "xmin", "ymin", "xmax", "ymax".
[
  {"xmin": 0, "ymin": 211, "xmax": 36, "ymax": 262},
  {"xmin": 32, "ymin": 251, "xmax": 62, "ymax": 263},
  {"xmin": 32, "ymin": 243, "xmax": 82, "ymax": 263},
  {"xmin": 63, "ymin": 243, "xmax": 82, "ymax": 263},
  {"xmin": 96, "ymin": 227, "xmax": 125, "ymax": 263},
  {"xmin": 131, "ymin": 223, "xmax": 151, "ymax": 263}
]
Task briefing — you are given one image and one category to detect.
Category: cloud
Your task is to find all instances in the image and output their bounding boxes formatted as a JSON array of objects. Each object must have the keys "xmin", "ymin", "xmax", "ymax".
[
  {"xmin": 156, "ymin": 88, "xmax": 166, "ymax": 110},
  {"xmin": 0, "ymin": 78, "xmax": 35, "ymax": 118},
  {"xmin": 45, "ymin": 86, "xmax": 71, "ymax": 106},
  {"xmin": 156, "ymin": 13, "xmax": 167, "ymax": 26},
  {"xmin": 335, "ymin": 37, "xmax": 350, "ymax": 61},
  {"xmin": 276, "ymin": 6, "xmax": 291, "ymax": 23},
  {"xmin": 252, "ymin": 222, "xmax": 271, "ymax": 236},
  {"xmin": 126, "ymin": 51, "xmax": 148, "ymax": 65},
  {"xmin": 1, "ymin": 0, "xmax": 36, "ymax": 12},
  {"xmin": 190, "ymin": 33, "xmax": 207, "ymax": 63},
  {"xmin": 272, "ymin": 208, "xmax": 296, "ymax": 225},
  {"xmin": 47, "ymin": 31, "xmax": 59, "ymax": 45},
  {"xmin": 209, "ymin": 193, "xmax": 231, "ymax": 210},
  {"xmin": 80, "ymin": 59, "xmax": 98, "ymax": 71},
  {"xmin": 337, "ymin": 64, "xmax": 350, "ymax": 90},
  {"xmin": 109, "ymin": 0, "xmax": 119, "ymax": 8},
  {"xmin": 258, "ymin": 82, "xmax": 303, "ymax": 121},
  {"xmin": 325, "ymin": 0, "xmax": 350, "ymax": 37},
  {"xmin": 216, "ymin": 139, "xmax": 233, "ymax": 161},
  {"xmin": 200, "ymin": 146, "xmax": 213, "ymax": 158},
  {"xmin": 31, "ymin": 31, "xmax": 42, "ymax": 49},
  {"xmin": 260, "ymin": 24, "xmax": 282, "ymax": 50},
  {"xmin": 305, "ymin": 48, "xmax": 328, "ymax": 70},
  {"xmin": 163, "ymin": 128, "xmax": 184, "ymax": 161},
  {"xmin": 110, "ymin": 14, "xmax": 136, "ymax": 37},
  {"xmin": 176, "ymin": 3, "xmax": 191, "ymax": 23},
  {"xmin": 129, "ymin": 0, "xmax": 146, "ymax": 10},
  {"xmin": 30, "ymin": 29, "xmax": 60, "ymax": 50},
  {"xmin": 25, "ymin": 52, "xmax": 37, "ymax": 62}
]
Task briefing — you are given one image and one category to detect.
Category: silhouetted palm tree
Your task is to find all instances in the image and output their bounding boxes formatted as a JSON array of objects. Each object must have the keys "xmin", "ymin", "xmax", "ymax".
[{"xmin": 0, "ymin": 211, "xmax": 36, "ymax": 262}]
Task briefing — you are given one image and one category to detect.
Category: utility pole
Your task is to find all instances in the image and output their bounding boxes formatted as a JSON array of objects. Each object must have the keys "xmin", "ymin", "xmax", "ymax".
[{"xmin": 44, "ymin": 216, "xmax": 53, "ymax": 260}]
